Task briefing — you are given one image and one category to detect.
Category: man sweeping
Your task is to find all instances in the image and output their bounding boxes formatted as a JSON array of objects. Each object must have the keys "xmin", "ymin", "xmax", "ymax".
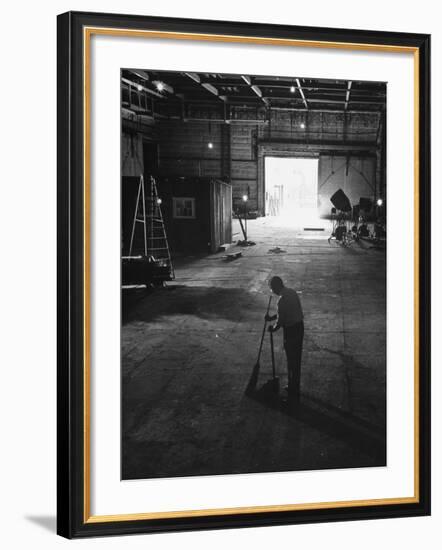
[{"xmin": 265, "ymin": 276, "xmax": 304, "ymax": 406}]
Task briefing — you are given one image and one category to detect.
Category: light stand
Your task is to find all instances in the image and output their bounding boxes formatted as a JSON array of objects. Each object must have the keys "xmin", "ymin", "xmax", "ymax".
[
  {"xmin": 376, "ymin": 198, "xmax": 383, "ymax": 217},
  {"xmin": 242, "ymin": 194, "xmax": 248, "ymax": 241}
]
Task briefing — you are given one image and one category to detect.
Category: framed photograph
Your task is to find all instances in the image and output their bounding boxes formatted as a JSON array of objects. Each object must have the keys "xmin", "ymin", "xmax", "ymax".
[{"xmin": 57, "ymin": 11, "xmax": 431, "ymax": 538}]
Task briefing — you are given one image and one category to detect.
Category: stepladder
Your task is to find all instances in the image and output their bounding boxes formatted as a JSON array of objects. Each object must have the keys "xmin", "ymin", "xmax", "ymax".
[{"xmin": 122, "ymin": 174, "xmax": 174, "ymax": 286}]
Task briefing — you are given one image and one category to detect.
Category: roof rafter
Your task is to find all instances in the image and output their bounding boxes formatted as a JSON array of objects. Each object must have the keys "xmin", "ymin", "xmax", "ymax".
[
  {"xmin": 184, "ymin": 72, "xmax": 226, "ymax": 102},
  {"xmin": 241, "ymin": 75, "xmax": 269, "ymax": 106},
  {"xmin": 296, "ymin": 78, "xmax": 308, "ymax": 109},
  {"xmin": 345, "ymin": 81, "xmax": 353, "ymax": 111}
]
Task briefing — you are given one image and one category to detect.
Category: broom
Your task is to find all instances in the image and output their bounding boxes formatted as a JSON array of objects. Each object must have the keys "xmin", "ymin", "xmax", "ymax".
[{"xmin": 245, "ymin": 295, "xmax": 272, "ymax": 395}]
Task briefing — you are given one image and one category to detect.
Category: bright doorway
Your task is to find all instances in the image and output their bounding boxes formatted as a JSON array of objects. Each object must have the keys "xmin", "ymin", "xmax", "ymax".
[{"xmin": 265, "ymin": 157, "xmax": 320, "ymax": 228}]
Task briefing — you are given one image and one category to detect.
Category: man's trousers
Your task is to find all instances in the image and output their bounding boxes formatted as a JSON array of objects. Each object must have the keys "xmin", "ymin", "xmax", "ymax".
[{"xmin": 283, "ymin": 321, "xmax": 304, "ymax": 403}]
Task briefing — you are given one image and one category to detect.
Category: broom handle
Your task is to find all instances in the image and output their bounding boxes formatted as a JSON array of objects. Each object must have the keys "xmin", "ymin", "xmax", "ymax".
[
  {"xmin": 270, "ymin": 330, "xmax": 276, "ymax": 379},
  {"xmin": 256, "ymin": 295, "xmax": 272, "ymax": 363}
]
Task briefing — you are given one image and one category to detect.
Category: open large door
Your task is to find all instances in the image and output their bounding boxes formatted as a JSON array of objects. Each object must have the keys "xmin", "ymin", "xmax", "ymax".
[{"xmin": 265, "ymin": 157, "xmax": 320, "ymax": 227}]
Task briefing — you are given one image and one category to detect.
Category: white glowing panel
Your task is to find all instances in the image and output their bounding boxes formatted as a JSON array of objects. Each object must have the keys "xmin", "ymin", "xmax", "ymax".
[{"xmin": 265, "ymin": 157, "xmax": 320, "ymax": 227}]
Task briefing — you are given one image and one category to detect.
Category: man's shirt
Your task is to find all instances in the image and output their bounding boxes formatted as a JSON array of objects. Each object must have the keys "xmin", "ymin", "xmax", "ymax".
[{"xmin": 277, "ymin": 287, "xmax": 303, "ymax": 327}]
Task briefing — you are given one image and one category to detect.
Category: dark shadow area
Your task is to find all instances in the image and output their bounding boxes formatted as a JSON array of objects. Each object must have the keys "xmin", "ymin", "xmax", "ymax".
[
  {"xmin": 123, "ymin": 381, "xmax": 385, "ymax": 480},
  {"xmin": 304, "ymin": 391, "xmax": 384, "ymax": 434},
  {"xmin": 245, "ymin": 386, "xmax": 385, "ymax": 465},
  {"xmin": 327, "ymin": 238, "xmax": 386, "ymax": 256},
  {"xmin": 122, "ymin": 284, "xmax": 187, "ymax": 320},
  {"xmin": 246, "ymin": 335, "xmax": 386, "ymax": 434},
  {"xmin": 24, "ymin": 515, "xmax": 56, "ymax": 533},
  {"xmin": 321, "ymin": 346, "xmax": 386, "ymax": 428},
  {"xmin": 122, "ymin": 285, "xmax": 265, "ymax": 325}
]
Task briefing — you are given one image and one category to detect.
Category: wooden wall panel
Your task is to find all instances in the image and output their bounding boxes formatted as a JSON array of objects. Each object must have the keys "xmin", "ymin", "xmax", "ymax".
[{"xmin": 122, "ymin": 107, "xmax": 383, "ymax": 216}]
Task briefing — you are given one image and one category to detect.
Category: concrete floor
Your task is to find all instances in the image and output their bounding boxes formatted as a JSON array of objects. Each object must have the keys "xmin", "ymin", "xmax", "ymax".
[{"xmin": 122, "ymin": 218, "xmax": 386, "ymax": 480}]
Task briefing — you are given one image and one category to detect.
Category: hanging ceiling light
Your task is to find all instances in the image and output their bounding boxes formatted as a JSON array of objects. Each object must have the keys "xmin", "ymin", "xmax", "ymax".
[
  {"xmin": 300, "ymin": 122, "xmax": 306, "ymax": 129},
  {"xmin": 137, "ymin": 84, "xmax": 143, "ymax": 92},
  {"xmin": 151, "ymin": 80, "xmax": 174, "ymax": 94},
  {"xmin": 208, "ymin": 142, "xmax": 214, "ymax": 149},
  {"xmin": 290, "ymin": 85, "xmax": 296, "ymax": 93}
]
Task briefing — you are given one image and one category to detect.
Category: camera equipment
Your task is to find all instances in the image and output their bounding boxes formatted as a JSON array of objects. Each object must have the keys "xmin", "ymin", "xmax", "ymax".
[
  {"xmin": 330, "ymin": 188, "xmax": 352, "ymax": 212},
  {"xmin": 328, "ymin": 189, "xmax": 353, "ymax": 246}
]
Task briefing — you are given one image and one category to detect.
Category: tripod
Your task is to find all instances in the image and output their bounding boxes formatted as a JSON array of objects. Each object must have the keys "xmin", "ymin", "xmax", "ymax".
[{"xmin": 328, "ymin": 210, "xmax": 352, "ymax": 246}]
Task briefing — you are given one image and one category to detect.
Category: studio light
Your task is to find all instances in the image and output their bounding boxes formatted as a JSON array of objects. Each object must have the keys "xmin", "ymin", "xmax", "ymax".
[
  {"xmin": 377, "ymin": 198, "xmax": 383, "ymax": 207},
  {"xmin": 208, "ymin": 142, "xmax": 214, "ymax": 149}
]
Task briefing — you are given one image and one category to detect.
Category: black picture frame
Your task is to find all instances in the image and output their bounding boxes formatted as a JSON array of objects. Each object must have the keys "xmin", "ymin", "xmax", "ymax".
[{"xmin": 57, "ymin": 10, "xmax": 431, "ymax": 539}]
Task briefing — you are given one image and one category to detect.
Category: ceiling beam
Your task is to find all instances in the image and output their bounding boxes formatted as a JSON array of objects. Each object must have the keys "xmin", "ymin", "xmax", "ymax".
[
  {"xmin": 184, "ymin": 71, "xmax": 226, "ymax": 102},
  {"xmin": 347, "ymin": 99, "xmax": 385, "ymax": 105},
  {"xmin": 241, "ymin": 75, "xmax": 269, "ymax": 106},
  {"xmin": 184, "ymin": 72, "xmax": 201, "ymax": 83},
  {"xmin": 296, "ymin": 78, "xmax": 308, "ymax": 109},
  {"xmin": 264, "ymin": 94, "xmax": 343, "ymax": 102},
  {"xmin": 270, "ymin": 106, "xmax": 380, "ymax": 114},
  {"xmin": 202, "ymin": 82, "xmax": 219, "ymax": 96},
  {"xmin": 128, "ymin": 69, "xmax": 150, "ymax": 81},
  {"xmin": 345, "ymin": 81, "xmax": 352, "ymax": 111},
  {"xmin": 300, "ymin": 98, "xmax": 345, "ymax": 105},
  {"xmin": 197, "ymin": 79, "xmax": 384, "ymax": 95},
  {"xmin": 291, "ymin": 97, "xmax": 384, "ymax": 105},
  {"xmin": 157, "ymin": 95, "xmax": 384, "ymax": 112},
  {"xmin": 251, "ymin": 85, "xmax": 269, "ymax": 105}
]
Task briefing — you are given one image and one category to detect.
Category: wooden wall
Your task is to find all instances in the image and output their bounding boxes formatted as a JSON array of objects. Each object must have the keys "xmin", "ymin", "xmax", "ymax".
[
  {"xmin": 121, "ymin": 106, "xmax": 383, "ymax": 216},
  {"xmin": 263, "ymin": 111, "xmax": 379, "ymax": 143},
  {"xmin": 156, "ymin": 177, "xmax": 232, "ymax": 254},
  {"xmin": 121, "ymin": 132, "xmax": 144, "ymax": 177},
  {"xmin": 156, "ymin": 121, "xmax": 224, "ymax": 178},
  {"xmin": 210, "ymin": 181, "xmax": 232, "ymax": 253}
]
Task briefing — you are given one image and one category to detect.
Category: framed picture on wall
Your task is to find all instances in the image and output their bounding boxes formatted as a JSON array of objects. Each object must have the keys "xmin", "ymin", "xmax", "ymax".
[{"xmin": 57, "ymin": 11, "xmax": 431, "ymax": 538}]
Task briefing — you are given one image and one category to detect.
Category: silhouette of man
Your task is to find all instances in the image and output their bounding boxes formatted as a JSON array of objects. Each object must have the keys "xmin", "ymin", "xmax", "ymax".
[{"xmin": 265, "ymin": 276, "xmax": 304, "ymax": 405}]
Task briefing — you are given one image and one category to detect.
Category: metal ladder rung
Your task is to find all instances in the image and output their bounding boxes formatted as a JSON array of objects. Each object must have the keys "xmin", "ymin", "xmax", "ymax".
[{"xmin": 128, "ymin": 175, "xmax": 174, "ymax": 280}]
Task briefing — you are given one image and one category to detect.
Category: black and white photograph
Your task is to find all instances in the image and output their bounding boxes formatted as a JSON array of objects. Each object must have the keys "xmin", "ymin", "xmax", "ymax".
[
  {"xmin": 121, "ymin": 69, "xmax": 387, "ymax": 480},
  {"xmin": 1, "ymin": 0, "xmax": 436, "ymax": 544}
]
